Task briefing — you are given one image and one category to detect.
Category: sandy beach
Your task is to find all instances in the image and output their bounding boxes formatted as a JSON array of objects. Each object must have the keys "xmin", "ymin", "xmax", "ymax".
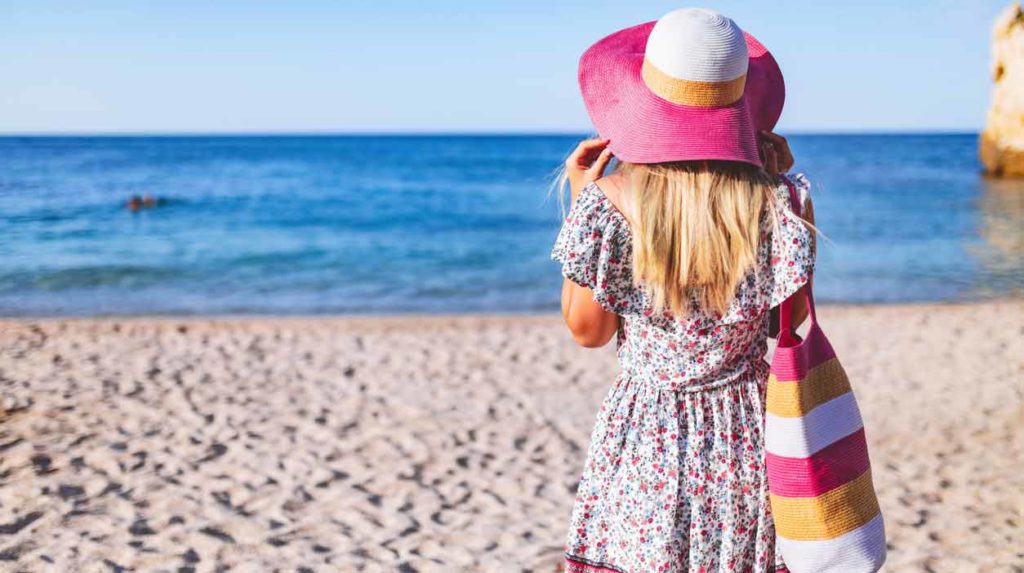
[{"xmin": 0, "ymin": 301, "xmax": 1021, "ymax": 572}]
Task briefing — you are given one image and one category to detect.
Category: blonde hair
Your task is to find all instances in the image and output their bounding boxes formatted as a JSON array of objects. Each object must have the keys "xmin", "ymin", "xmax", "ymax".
[{"xmin": 619, "ymin": 161, "xmax": 777, "ymax": 317}]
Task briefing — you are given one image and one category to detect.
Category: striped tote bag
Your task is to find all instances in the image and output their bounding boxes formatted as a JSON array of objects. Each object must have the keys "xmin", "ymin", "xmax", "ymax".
[{"xmin": 766, "ymin": 179, "xmax": 887, "ymax": 573}]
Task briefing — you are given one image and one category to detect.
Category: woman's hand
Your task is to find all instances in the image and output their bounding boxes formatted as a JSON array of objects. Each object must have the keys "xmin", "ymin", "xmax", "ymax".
[
  {"xmin": 759, "ymin": 130, "xmax": 794, "ymax": 176},
  {"xmin": 566, "ymin": 138, "xmax": 614, "ymax": 202}
]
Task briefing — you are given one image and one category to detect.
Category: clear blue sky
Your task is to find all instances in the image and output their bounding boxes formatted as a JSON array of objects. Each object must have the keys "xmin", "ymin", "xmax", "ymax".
[{"xmin": 0, "ymin": 0, "xmax": 1008, "ymax": 134}]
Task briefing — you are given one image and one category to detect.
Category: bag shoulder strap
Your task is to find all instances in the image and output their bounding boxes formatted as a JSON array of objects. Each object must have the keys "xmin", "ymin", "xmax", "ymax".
[{"xmin": 783, "ymin": 174, "xmax": 802, "ymax": 215}]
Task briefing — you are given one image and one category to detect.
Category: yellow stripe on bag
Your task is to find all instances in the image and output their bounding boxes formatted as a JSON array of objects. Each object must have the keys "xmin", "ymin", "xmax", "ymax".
[
  {"xmin": 766, "ymin": 358, "xmax": 851, "ymax": 418},
  {"xmin": 770, "ymin": 469, "xmax": 881, "ymax": 541}
]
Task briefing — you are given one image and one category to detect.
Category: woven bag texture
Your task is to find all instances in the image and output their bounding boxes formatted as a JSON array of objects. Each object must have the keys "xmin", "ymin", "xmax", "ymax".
[{"xmin": 766, "ymin": 177, "xmax": 887, "ymax": 573}]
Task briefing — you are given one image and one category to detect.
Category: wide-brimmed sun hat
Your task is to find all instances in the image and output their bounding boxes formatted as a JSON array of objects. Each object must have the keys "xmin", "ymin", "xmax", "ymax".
[{"xmin": 578, "ymin": 7, "xmax": 785, "ymax": 166}]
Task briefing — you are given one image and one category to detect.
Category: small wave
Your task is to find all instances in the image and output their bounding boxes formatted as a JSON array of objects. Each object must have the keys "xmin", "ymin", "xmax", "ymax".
[{"xmin": 0, "ymin": 265, "xmax": 187, "ymax": 292}]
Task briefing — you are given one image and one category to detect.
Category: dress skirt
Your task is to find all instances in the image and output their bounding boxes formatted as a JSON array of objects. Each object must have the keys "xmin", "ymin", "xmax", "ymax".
[{"xmin": 564, "ymin": 369, "xmax": 786, "ymax": 573}]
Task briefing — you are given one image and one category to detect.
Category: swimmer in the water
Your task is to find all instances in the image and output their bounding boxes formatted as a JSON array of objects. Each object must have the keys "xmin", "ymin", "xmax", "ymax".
[{"xmin": 127, "ymin": 194, "xmax": 164, "ymax": 211}]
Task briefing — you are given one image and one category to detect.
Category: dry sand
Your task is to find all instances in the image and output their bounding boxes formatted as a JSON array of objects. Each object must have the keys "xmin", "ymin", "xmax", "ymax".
[{"xmin": 0, "ymin": 301, "xmax": 1021, "ymax": 572}]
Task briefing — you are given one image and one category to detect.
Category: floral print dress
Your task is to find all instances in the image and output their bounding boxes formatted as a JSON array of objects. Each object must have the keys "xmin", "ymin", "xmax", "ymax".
[{"xmin": 552, "ymin": 174, "xmax": 815, "ymax": 573}]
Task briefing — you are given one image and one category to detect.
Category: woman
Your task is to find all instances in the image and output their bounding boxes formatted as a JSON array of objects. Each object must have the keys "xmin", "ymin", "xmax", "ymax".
[{"xmin": 552, "ymin": 8, "xmax": 814, "ymax": 572}]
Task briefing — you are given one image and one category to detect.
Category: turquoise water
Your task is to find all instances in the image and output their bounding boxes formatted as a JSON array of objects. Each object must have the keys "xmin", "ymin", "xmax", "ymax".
[{"xmin": 0, "ymin": 134, "xmax": 1020, "ymax": 316}]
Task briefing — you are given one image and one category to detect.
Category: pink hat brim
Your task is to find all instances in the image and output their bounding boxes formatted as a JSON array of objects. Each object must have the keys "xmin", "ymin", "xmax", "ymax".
[{"xmin": 578, "ymin": 21, "xmax": 785, "ymax": 166}]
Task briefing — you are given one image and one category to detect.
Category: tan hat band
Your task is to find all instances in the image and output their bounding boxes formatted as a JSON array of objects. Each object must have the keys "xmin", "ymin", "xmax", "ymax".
[{"xmin": 641, "ymin": 58, "xmax": 746, "ymax": 107}]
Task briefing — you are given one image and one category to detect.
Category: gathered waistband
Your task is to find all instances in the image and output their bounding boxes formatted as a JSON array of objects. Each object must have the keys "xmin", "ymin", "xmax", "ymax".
[{"xmin": 618, "ymin": 359, "xmax": 770, "ymax": 394}]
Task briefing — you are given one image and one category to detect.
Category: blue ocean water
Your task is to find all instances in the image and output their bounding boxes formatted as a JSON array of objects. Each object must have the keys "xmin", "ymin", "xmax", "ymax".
[{"xmin": 0, "ymin": 134, "xmax": 1020, "ymax": 316}]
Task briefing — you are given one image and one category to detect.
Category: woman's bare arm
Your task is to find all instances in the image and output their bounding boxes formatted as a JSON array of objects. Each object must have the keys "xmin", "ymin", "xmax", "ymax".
[
  {"xmin": 561, "ymin": 280, "xmax": 619, "ymax": 347},
  {"xmin": 559, "ymin": 139, "xmax": 620, "ymax": 348}
]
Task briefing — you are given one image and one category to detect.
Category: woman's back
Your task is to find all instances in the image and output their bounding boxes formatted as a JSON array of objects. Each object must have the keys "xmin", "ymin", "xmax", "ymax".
[
  {"xmin": 554, "ymin": 171, "xmax": 814, "ymax": 573},
  {"xmin": 553, "ymin": 173, "xmax": 814, "ymax": 392}
]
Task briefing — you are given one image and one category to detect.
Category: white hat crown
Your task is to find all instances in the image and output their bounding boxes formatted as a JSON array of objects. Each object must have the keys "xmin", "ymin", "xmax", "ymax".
[{"xmin": 641, "ymin": 8, "xmax": 749, "ymax": 107}]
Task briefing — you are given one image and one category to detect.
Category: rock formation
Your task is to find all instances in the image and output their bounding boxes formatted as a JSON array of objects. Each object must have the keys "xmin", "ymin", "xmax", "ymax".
[{"xmin": 981, "ymin": 2, "xmax": 1024, "ymax": 177}]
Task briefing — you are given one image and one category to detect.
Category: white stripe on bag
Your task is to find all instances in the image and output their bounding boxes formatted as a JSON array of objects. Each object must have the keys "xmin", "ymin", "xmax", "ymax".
[
  {"xmin": 765, "ymin": 392, "xmax": 864, "ymax": 458},
  {"xmin": 777, "ymin": 513, "xmax": 887, "ymax": 573}
]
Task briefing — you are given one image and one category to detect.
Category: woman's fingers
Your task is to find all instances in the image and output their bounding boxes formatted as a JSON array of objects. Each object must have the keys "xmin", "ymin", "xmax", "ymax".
[
  {"xmin": 566, "ymin": 138, "xmax": 611, "ymax": 201},
  {"xmin": 761, "ymin": 142, "xmax": 779, "ymax": 175},
  {"xmin": 779, "ymin": 146, "xmax": 794, "ymax": 171},
  {"xmin": 760, "ymin": 130, "xmax": 794, "ymax": 172},
  {"xmin": 566, "ymin": 138, "xmax": 609, "ymax": 169},
  {"xmin": 759, "ymin": 130, "xmax": 787, "ymax": 146},
  {"xmin": 587, "ymin": 148, "xmax": 613, "ymax": 178}
]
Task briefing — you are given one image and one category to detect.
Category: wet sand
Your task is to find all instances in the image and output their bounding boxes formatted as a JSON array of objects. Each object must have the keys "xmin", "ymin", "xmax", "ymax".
[{"xmin": 0, "ymin": 301, "xmax": 1021, "ymax": 572}]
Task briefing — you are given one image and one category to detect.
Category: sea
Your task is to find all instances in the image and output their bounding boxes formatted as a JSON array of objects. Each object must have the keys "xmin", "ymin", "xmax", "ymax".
[{"xmin": 0, "ymin": 134, "xmax": 1021, "ymax": 316}]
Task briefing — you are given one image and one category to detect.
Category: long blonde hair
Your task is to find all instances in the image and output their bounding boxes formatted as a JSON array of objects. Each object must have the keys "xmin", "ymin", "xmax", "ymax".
[{"xmin": 618, "ymin": 161, "xmax": 777, "ymax": 317}]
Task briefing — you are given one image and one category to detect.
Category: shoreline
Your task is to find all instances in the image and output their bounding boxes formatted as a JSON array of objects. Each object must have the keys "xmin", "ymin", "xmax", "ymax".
[
  {"xmin": 2, "ymin": 296, "xmax": 1020, "ymax": 326},
  {"xmin": 0, "ymin": 300, "xmax": 1021, "ymax": 571}
]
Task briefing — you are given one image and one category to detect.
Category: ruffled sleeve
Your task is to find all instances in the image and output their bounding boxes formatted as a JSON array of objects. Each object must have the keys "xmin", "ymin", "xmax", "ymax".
[
  {"xmin": 552, "ymin": 184, "xmax": 644, "ymax": 315},
  {"xmin": 768, "ymin": 173, "xmax": 816, "ymax": 307}
]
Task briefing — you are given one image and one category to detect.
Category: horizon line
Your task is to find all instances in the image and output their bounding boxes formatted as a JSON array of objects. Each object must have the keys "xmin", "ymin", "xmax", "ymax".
[{"xmin": 0, "ymin": 128, "xmax": 982, "ymax": 138}]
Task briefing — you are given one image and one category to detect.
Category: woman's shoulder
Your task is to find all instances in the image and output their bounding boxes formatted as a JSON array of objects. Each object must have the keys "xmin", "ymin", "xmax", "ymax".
[
  {"xmin": 552, "ymin": 176, "xmax": 642, "ymax": 315},
  {"xmin": 765, "ymin": 172, "xmax": 816, "ymax": 307},
  {"xmin": 772, "ymin": 172, "xmax": 812, "ymax": 211},
  {"xmin": 591, "ymin": 174, "xmax": 631, "ymax": 225}
]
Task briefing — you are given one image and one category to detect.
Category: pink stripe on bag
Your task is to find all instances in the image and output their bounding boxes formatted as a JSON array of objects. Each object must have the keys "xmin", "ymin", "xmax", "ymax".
[{"xmin": 766, "ymin": 428, "xmax": 870, "ymax": 497}]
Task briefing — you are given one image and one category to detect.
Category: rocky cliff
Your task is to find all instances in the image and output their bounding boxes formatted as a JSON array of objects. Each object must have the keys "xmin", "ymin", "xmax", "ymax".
[{"xmin": 981, "ymin": 2, "xmax": 1024, "ymax": 177}]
